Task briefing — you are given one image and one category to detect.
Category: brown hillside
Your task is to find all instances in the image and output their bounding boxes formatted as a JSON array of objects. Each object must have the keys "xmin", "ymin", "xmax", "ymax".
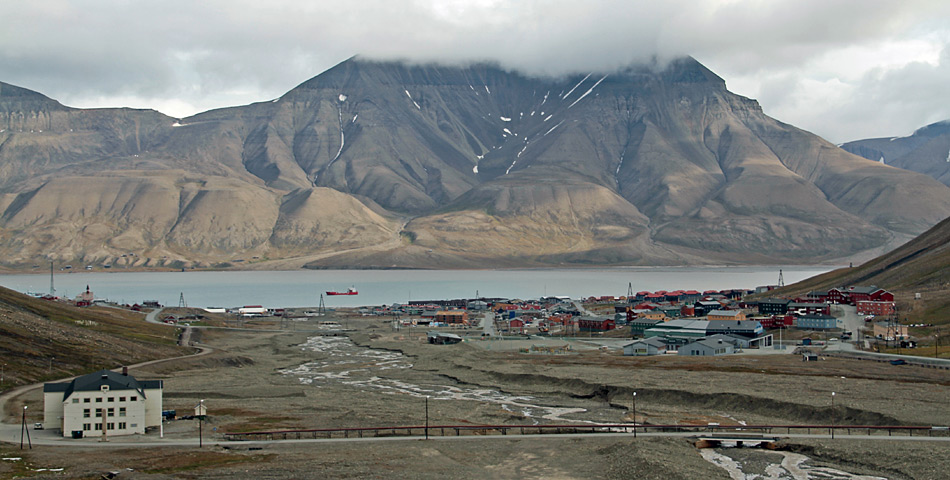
[
  {"xmin": 0, "ymin": 286, "xmax": 186, "ymax": 390},
  {"xmin": 765, "ymin": 215, "xmax": 950, "ymax": 324}
]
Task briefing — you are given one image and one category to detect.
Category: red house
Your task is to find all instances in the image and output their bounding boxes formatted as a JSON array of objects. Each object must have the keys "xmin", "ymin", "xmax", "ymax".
[
  {"xmin": 578, "ymin": 317, "xmax": 616, "ymax": 332},
  {"xmin": 857, "ymin": 301, "xmax": 895, "ymax": 316}
]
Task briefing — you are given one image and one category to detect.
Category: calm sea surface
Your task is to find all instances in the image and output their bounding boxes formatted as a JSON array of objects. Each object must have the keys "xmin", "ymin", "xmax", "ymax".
[{"xmin": 0, "ymin": 267, "xmax": 834, "ymax": 309}]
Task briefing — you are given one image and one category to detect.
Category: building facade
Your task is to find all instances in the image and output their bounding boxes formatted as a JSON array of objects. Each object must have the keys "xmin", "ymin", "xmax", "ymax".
[
  {"xmin": 44, "ymin": 369, "xmax": 162, "ymax": 438},
  {"xmin": 856, "ymin": 301, "xmax": 896, "ymax": 316},
  {"xmin": 794, "ymin": 314, "xmax": 838, "ymax": 330}
]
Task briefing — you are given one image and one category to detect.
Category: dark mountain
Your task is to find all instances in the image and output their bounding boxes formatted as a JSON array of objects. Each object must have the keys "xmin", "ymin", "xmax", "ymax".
[
  {"xmin": 841, "ymin": 120, "xmax": 950, "ymax": 186},
  {"xmin": 1, "ymin": 58, "xmax": 949, "ymax": 269}
]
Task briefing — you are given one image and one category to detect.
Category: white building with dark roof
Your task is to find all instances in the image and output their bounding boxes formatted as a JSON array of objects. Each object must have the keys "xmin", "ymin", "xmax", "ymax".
[{"xmin": 43, "ymin": 369, "xmax": 163, "ymax": 437}]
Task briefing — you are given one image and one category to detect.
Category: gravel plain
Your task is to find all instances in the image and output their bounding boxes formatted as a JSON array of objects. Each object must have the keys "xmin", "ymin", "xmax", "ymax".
[{"xmin": 3, "ymin": 312, "xmax": 949, "ymax": 479}]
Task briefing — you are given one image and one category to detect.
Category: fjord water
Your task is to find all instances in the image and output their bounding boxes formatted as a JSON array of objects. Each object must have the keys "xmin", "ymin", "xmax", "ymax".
[{"xmin": 0, "ymin": 267, "xmax": 833, "ymax": 309}]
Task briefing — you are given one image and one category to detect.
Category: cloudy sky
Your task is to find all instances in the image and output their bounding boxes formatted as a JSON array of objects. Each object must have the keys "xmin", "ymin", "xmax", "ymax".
[{"xmin": 2, "ymin": 0, "xmax": 949, "ymax": 143}]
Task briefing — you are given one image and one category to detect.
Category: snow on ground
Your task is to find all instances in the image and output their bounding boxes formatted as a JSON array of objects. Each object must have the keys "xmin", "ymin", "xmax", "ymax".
[
  {"xmin": 339, "ymin": 94, "xmax": 347, "ymax": 102},
  {"xmin": 500, "ymin": 116, "xmax": 511, "ymax": 122}
]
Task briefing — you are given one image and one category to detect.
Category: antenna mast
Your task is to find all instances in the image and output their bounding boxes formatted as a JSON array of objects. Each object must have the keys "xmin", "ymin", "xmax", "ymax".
[{"xmin": 778, "ymin": 269, "xmax": 785, "ymax": 288}]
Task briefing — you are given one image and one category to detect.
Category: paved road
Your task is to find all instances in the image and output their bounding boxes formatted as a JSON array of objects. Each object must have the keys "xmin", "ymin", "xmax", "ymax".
[
  {"xmin": 0, "ymin": 310, "xmax": 214, "ymax": 448},
  {"xmin": 3, "ymin": 427, "xmax": 948, "ymax": 449},
  {"xmin": 479, "ymin": 311, "xmax": 496, "ymax": 336}
]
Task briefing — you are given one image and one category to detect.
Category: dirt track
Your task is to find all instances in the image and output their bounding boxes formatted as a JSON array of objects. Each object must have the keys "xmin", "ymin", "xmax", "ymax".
[{"xmin": 3, "ymin": 314, "xmax": 949, "ymax": 479}]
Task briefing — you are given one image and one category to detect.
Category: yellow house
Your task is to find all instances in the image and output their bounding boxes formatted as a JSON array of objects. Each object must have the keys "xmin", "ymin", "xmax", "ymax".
[
  {"xmin": 707, "ymin": 310, "xmax": 746, "ymax": 322},
  {"xmin": 873, "ymin": 322, "xmax": 908, "ymax": 341}
]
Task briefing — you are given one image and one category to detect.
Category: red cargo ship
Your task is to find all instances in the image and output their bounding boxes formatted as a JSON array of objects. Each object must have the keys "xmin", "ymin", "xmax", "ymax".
[{"xmin": 326, "ymin": 287, "xmax": 358, "ymax": 296}]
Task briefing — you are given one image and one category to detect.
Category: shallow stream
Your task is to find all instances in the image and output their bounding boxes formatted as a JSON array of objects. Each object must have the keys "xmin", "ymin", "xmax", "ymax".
[{"xmin": 280, "ymin": 335, "xmax": 588, "ymax": 423}]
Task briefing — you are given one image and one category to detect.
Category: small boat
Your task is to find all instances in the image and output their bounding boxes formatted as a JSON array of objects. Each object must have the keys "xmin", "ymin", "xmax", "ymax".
[{"xmin": 326, "ymin": 287, "xmax": 358, "ymax": 296}]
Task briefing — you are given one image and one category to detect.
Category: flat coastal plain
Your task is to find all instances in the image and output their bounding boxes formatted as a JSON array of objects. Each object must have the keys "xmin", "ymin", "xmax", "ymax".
[{"xmin": 3, "ymin": 313, "xmax": 949, "ymax": 479}]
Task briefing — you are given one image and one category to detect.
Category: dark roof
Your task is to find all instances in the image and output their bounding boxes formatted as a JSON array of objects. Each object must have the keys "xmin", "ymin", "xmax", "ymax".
[
  {"xmin": 848, "ymin": 286, "xmax": 880, "ymax": 294},
  {"xmin": 788, "ymin": 302, "xmax": 826, "ymax": 308},
  {"xmin": 707, "ymin": 320, "xmax": 761, "ymax": 331},
  {"xmin": 758, "ymin": 298, "xmax": 791, "ymax": 305},
  {"xmin": 798, "ymin": 313, "xmax": 836, "ymax": 320},
  {"xmin": 43, "ymin": 369, "xmax": 162, "ymax": 401}
]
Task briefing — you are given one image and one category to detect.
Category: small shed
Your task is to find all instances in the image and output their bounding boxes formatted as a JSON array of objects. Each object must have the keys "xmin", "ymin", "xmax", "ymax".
[
  {"xmin": 623, "ymin": 338, "xmax": 668, "ymax": 356},
  {"xmin": 678, "ymin": 338, "xmax": 735, "ymax": 356}
]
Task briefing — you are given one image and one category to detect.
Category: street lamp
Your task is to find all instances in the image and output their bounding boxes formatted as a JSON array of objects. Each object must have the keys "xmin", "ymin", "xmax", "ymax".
[
  {"xmin": 20, "ymin": 405, "xmax": 31, "ymax": 449},
  {"xmin": 198, "ymin": 399, "xmax": 205, "ymax": 448},
  {"xmin": 831, "ymin": 392, "xmax": 836, "ymax": 439},
  {"xmin": 632, "ymin": 391, "xmax": 637, "ymax": 439}
]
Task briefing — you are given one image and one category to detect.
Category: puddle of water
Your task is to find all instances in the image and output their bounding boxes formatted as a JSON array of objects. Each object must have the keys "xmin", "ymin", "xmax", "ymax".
[
  {"xmin": 700, "ymin": 448, "xmax": 888, "ymax": 480},
  {"xmin": 281, "ymin": 336, "xmax": 592, "ymax": 423}
]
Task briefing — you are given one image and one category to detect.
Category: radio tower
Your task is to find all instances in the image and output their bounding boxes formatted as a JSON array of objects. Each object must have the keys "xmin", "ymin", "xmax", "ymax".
[
  {"xmin": 318, "ymin": 294, "xmax": 326, "ymax": 316},
  {"xmin": 778, "ymin": 269, "xmax": 785, "ymax": 288},
  {"xmin": 627, "ymin": 282, "xmax": 634, "ymax": 298},
  {"xmin": 179, "ymin": 292, "xmax": 187, "ymax": 308}
]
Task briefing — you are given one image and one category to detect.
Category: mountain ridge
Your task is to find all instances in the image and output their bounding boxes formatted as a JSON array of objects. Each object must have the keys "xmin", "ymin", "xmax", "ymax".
[{"xmin": 1, "ymin": 57, "xmax": 949, "ymax": 269}]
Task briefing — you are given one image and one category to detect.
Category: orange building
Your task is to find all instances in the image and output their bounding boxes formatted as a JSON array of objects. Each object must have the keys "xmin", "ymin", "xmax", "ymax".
[
  {"xmin": 707, "ymin": 310, "xmax": 747, "ymax": 321},
  {"xmin": 436, "ymin": 310, "xmax": 469, "ymax": 324}
]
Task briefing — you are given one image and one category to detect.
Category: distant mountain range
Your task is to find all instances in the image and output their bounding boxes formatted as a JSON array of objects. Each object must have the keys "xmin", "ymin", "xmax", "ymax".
[
  {"xmin": 2, "ymin": 57, "xmax": 950, "ymax": 270},
  {"xmin": 841, "ymin": 120, "xmax": 950, "ymax": 187}
]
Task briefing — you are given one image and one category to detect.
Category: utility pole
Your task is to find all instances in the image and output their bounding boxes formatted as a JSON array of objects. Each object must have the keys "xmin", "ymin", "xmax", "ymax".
[
  {"xmin": 49, "ymin": 261, "xmax": 55, "ymax": 296},
  {"xmin": 632, "ymin": 391, "xmax": 637, "ymax": 439},
  {"xmin": 425, "ymin": 396, "xmax": 429, "ymax": 440},
  {"xmin": 831, "ymin": 392, "xmax": 836, "ymax": 439}
]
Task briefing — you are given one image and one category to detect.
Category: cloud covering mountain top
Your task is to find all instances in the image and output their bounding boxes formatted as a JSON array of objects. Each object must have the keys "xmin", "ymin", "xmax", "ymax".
[{"xmin": 2, "ymin": 0, "xmax": 949, "ymax": 143}]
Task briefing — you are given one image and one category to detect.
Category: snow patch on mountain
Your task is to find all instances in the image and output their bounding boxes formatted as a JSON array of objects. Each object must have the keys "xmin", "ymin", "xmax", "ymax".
[{"xmin": 562, "ymin": 74, "xmax": 591, "ymax": 100}]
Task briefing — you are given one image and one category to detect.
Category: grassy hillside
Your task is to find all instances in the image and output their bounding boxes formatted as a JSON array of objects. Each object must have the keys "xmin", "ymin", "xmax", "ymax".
[
  {"xmin": 0, "ymin": 285, "xmax": 187, "ymax": 390},
  {"xmin": 764, "ymin": 215, "xmax": 950, "ymax": 325}
]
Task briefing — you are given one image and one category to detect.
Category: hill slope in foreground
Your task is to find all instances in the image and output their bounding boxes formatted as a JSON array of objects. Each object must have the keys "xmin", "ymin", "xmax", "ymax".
[
  {"xmin": 0, "ymin": 286, "xmax": 185, "ymax": 392},
  {"xmin": 769, "ymin": 214, "xmax": 950, "ymax": 324}
]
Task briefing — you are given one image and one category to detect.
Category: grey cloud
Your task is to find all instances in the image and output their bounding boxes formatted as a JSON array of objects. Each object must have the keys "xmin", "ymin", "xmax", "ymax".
[{"xmin": 1, "ymin": 0, "xmax": 949, "ymax": 141}]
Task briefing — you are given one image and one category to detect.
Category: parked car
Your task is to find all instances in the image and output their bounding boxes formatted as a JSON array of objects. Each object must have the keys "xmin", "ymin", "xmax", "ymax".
[{"xmin": 33, "ymin": 423, "xmax": 43, "ymax": 430}]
